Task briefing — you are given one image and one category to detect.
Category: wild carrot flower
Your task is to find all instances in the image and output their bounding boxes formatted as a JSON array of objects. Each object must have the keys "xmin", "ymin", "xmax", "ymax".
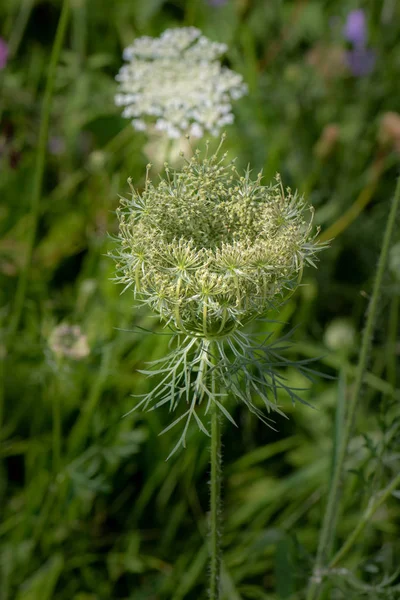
[
  {"xmin": 113, "ymin": 138, "xmax": 325, "ymax": 453},
  {"xmin": 115, "ymin": 28, "xmax": 247, "ymax": 139},
  {"xmin": 49, "ymin": 324, "xmax": 90, "ymax": 360}
]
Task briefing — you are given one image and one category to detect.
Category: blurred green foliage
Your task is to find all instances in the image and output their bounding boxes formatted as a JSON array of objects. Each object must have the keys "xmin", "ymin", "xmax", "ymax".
[{"xmin": 1, "ymin": 0, "xmax": 400, "ymax": 598}]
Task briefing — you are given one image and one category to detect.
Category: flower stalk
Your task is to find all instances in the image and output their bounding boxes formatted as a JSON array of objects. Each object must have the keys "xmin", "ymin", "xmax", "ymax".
[{"xmin": 209, "ymin": 342, "xmax": 222, "ymax": 599}]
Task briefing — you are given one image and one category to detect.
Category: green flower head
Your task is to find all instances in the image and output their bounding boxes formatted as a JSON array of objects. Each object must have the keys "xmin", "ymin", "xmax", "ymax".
[{"xmin": 115, "ymin": 138, "xmax": 321, "ymax": 338}]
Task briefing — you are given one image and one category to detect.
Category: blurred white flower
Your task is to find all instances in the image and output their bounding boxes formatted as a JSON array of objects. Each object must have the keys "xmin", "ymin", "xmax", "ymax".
[
  {"xmin": 324, "ymin": 318, "xmax": 356, "ymax": 353},
  {"xmin": 115, "ymin": 27, "xmax": 247, "ymax": 139},
  {"xmin": 49, "ymin": 324, "xmax": 90, "ymax": 360}
]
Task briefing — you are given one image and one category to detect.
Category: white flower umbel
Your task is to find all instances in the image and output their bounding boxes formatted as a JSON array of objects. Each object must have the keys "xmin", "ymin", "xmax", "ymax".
[{"xmin": 115, "ymin": 27, "xmax": 247, "ymax": 139}]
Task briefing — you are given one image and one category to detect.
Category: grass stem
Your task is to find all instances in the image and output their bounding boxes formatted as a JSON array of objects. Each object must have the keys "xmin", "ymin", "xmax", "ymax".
[
  {"xmin": 7, "ymin": 0, "xmax": 70, "ymax": 341},
  {"xmin": 52, "ymin": 382, "xmax": 62, "ymax": 474},
  {"xmin": 307, "ymin": 176, "xmax": 400, "ymax": 600},
  {"xmin": 329, "ymin": 472, "xmax": 400, "ymax": 568},
  {"xmin": 318, "ymin": 156, "xmax": 385, "ymax": 243}
]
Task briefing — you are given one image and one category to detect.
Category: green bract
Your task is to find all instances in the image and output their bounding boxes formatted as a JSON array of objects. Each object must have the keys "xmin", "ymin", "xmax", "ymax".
[{"xmin": 115, "ymin": 140, "xmax": 319, "ymax": 338}]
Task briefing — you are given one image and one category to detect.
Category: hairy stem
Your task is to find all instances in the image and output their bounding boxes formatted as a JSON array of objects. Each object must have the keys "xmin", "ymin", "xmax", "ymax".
[
  {"xmin": 307, "ymin": 177, "xmax": 400, "ymax": 600},
  {"xmin": 209, "ymin": 342, "xmax": 222, "ymax": 600},
  {"xmin": 7, "ymin": 0, "xmax": 70, "ymax": 341}
]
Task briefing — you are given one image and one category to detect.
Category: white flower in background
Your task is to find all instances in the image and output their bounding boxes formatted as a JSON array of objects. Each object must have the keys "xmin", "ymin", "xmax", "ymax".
[
  {"xmin": 324, "ymin": 318, "xmax": 356, "ymax": 353},
  {"xmin": 49, "ymin": 324, "xmax": 90, "ymax": 360},
  {"xmin": 115, "ymin": 27, "xmax": 247, "ymax": 139}
]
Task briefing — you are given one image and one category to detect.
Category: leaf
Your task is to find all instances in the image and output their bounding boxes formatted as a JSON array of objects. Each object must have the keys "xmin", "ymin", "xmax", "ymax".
[
  {"xmin": 193, "ymin": 411, "xmax": 210, "ymax": 437},
  {"xmin": 171, "ymin": 546, "xmax": 208, "ymax": 600},
  {"xmin": 133, "ymin": 0, "xmax": 167, "ymax": 28},
  {"xmin": 159, "ymin": 410, "xmax": 191, "ymax": 436},
  {"xmin": 213, "ymin": 399, "xmax": 238, "ymax": 427},
  {"xmin": 16, "ymin": 554, "xmax": 64, "ymax": 600},
  {"xmin": 275, "ymin": 536, "xmax": 295, "ymax": 599}
]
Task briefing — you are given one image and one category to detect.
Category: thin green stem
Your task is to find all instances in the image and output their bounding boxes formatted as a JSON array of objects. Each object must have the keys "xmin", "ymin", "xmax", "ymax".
[
  {"xmin": 7, "ymin": 0, "xmax": 70, "ymax": 341},
  {"xmin": 387, "ymin": 295, "xmax": 398, "ymax": 389},
  {"xmin": 307, "ymin": 177, "xmax": 400, "ymax": 600},
  {"xmin": 52, "ymin": 380, "xmax": 62, "ymax": 474},
  {"xmin": 209, "ymin": 342, "xmax": 222, "ymax": 600},
  {"xmin": 0, "ymin": 347, "xmax": 4, "ymax": 438},
  {"xmin": 329, "ymin": 472, "xmax": 400, "ymax": 568},
  {"xmin": 0, "ymin": 344, "xmax": 5, "ymax": 508},
  {"xmin": 8, "ymin": 0, "xmax": 35, "ymax": 58},
  {"xmin": 67, "ymin": 346, "xmax": 111, "ymax": 455}
]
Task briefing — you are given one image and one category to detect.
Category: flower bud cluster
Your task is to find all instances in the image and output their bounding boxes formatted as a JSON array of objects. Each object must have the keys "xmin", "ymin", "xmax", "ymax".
[
  {"xmin": 115, "ymin": 27, "xmax": 247, "ymax": 139},
  {"xmin": 115, "ymin": 142, "xmax": 321, "ymax": 338}
]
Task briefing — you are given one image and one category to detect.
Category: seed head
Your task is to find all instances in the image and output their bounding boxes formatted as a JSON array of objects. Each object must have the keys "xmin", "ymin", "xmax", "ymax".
[
  {"xmin": 115, "ymin": 141, "xmax": 322, "ymax": 339},
  {"xmin": 114, "ymin": 27, "xmax": 247, "ymax": 139}
]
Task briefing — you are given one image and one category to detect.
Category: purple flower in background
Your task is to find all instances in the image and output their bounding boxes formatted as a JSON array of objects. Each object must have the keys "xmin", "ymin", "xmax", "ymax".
[
  {"xmin": 346, "ymin": 47, "xmax": 376, "ymax": 76},
  {"xmin": 0, "ymin": 37, "xmax": 9, "ymax": 69},
  {"xmin": 343, "ymin": 8, "xmax": 376, "ymax": 76},
  {"xmin": 344, "ymin": 9, "xmax": 367, "ymax": 46},
  {"xmin": 206, "ymin": 0, "xmax": 228, "ymax": 5}
]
